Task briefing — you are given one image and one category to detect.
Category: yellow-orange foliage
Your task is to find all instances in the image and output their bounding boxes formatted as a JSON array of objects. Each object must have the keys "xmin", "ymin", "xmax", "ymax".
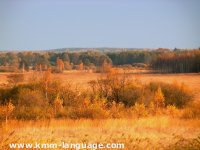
[
  {"xmin": 78, "ymin": 62, "xmax": 84, "ymax": 70},
  {"xmin": 56, "ymin": 58, "xmax": 65, "ymax": 72},
  {"xmin": 53, "ymin": 95, "xmax": 63, "ymax": 115},
  {"xmin": 0, "ymin": 101, "xmax": 15, "ymax": 124},
  {"xmin": 101, "ymin": 60, "xmax": 112, "ymax": 73},
  {"xmin": 153, "ymin": 87, "xmax": 165, "ymax": 108}
]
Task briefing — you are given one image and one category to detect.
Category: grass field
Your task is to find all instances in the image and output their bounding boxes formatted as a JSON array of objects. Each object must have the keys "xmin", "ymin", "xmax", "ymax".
[
  {"xmin": 1, "ymin": 70, "xmax": 199, "ymax": 100},
  {"xmin": 54, "ymin": 71, "xmax": 200, "ymax": 101},
  {"xmin": 0, "ymin": 70, "xmax": 200, "ymax": 149},
  {"xmin": 44, "ymin": 71, "xmax": 200, "ymax": 100},
  {"xmin": 1, "ymin": 117, "xmax": 200, "ymax": 150},
  {"xmin": 1, "ymin": 71, "xmax": 200, "ymax": 89}
]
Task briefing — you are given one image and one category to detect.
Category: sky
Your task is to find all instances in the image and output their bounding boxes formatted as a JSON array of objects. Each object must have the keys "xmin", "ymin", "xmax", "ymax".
[{"xmin": 0, "ymin": 0, "xmax": 200, "ymax": 50}]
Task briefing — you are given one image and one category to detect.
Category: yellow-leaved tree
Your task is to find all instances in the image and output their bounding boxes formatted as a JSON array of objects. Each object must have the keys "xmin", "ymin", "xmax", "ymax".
[
  {"xmin": 153, "ymin": 87, "xmax": 165, "ymax": 109},
  {"xmin": 53, "ymin": 94, "xmax": 63, "ymax": 116},
  {"xmin": 56, "ymin": 57, "xmax": 65, "ymax": 72}
]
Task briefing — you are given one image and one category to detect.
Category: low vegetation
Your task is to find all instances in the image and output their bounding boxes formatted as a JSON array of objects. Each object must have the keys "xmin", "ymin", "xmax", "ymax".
[
  {"xmin": 0, "ymin": 118, "xmax": 200, "ymax": 150},
  {"xmin": 0, "ymin": 70, "xmax": 197, "ymax": 121}
]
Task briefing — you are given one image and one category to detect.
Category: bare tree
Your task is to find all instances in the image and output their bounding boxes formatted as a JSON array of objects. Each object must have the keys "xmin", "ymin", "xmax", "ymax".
[{"xmin": 43, "ymin": 68, "xmax": 52, "ymax": 99}]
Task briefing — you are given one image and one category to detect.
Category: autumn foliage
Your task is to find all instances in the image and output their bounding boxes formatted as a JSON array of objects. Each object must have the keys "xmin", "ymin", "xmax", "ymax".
[{"xmin": 0, "ymin": 70, "xmax": 195, "ymax": 121}]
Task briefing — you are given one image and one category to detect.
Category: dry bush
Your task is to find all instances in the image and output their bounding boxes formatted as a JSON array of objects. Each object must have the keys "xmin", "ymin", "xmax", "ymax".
[
  {"xmin": 165, "ymin": 105, "xmax": 179, "ymax": 118},
  {"xmin": 89, "ymin": 71, "xmax": 144, "ymax": 107},
  {"xmin": 0, "ymin": 82, "xmax": 42, "ymax": 106},
  {"xmin": 63, "ymin": 98, "xmax": 109, "ymax": 119},
  {"xmin": 108, "ymin": 101, "xmax": 128, "ymax": 118},
  {"xmin": 59, "ymin": 83, "xmax": 81, "ymax": 107},
  {"xmin": 0, "ymin": 71, "xmax": 196, "ymax": 120},
  {"xmin": 120, "ymin": 82, "xmax": 144, "ymax": 107},
  {"xmin": 147, "ymin": 81, "xmax": 193, "ymax": 108},
  {"xmin": 89, "ymin": 72, "xmax": 194, "ymax": 110},
  {"xmin": 14, "ymin": 106, "xmax": 48, "ymax": 120},
  {"xmin": 14, "ymin": 89, "xmax": 48, "ymax": 120},
  {"xmin": 53, "ymin": 94, "xmax": 63, "ymax": 116},
  {"xmin": 131, "ymin": 102, "xmax": 148, "ymax": 118},
  {"xmin": 18, "ymin": 89, "xmax": 46, "ymax": 107}
]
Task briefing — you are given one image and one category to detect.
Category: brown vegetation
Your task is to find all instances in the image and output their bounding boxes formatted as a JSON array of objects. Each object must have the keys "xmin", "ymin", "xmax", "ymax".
[
  {"xmin": 0, "ymin": 67, "xmax": 199, "ymax": 149},
  {"xmin": 0, "ymin": 118, "xmax": 200, "ymax": 150}
]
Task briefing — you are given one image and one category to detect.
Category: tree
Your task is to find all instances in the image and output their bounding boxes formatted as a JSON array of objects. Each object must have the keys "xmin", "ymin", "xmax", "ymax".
[
  {"xmin": 64, "ymin": 61, "xmax": 72, "ymax": 70},
  {"xmin": 43, "ymin": 68, "xmax": 52, "ymax": 99},
  {"xmin": 61, "ymin": 53, "xmax": 70, "ymax": 62},
  {"xmin": 101, "ymin": 60, "xmax": 112, "ymax": 73},
  {"xmin": 153, "ymin": 87, "xmax": 165, "ymax": 108},
  {"xmin": 56, "ymin": 58, "xmax": 65, "ymax": 72},
  {"xmin": 53, "ymin": 94, "xmax": 63, "ymax": 116}
]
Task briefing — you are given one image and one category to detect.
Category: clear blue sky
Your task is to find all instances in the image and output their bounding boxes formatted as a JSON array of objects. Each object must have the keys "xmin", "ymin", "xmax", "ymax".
[{"xmin": 0, "ymin": 0, "xmax": 199, "ymax": 50}]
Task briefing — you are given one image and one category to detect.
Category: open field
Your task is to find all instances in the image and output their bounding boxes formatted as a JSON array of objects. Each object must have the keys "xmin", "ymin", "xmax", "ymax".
[
  {"xmin": 54, "ymin": 71, "xmax": 200, "ymax": 100},
  {"xmin": 0, "ymin": 70, "xmax": 200, "ymax": 149},
  {"xmin": 1, "ymin": 117, "xmax": 200, "ymax": 150},
  {"xmin": 1, "ymin": 70, "xmax": 200, "ymax": 100}
]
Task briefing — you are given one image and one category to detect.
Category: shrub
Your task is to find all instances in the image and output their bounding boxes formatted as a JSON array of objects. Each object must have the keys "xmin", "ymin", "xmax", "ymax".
[
  {"xmin": 65, "ymin": 98, "xmax": 109, "ymax": 119},
  {"xmin": 108, "ymin": 101, "xmax": 127, "ymax": 118},
  {"xmin": 132, "ymin": 102, "xmax": 148, "ymax": 118},
  {"xmin": 14, "ymin": 106, "xmax": 49, "ymax": 120},
  {"xmin": 0, "ymin": 82, "xmax": 42, "ymax": 105},
  {"xmin": 53, "ymin": 94, "xmax": 63, "ymax": 116},
  {"xmin": 148, "ymin": 102, "xmax": 156, "ymax": 115},
  {"xmin": 153, "ymin": 87, "xmax": 165, "ymax": 108},
  {"xmin": 120, "ymin": 83, "xmax": 144, "ymax": 107},
  {"xmin": 165, "ymin": 105, "xmax": 179, "ymax": 118},
  {"xmin": 147, "ymin": 82, "xmax": 193, "ymax": 108},
  {"xmin": 89, "ymin": 72, "xmax": 144, "ymax": 107},
  {"xmin": 60, "ymin": 83, "xmax": 81, "ymax": 107},
  {"xmin": 14, "ymin": 89, "xmax": 48, "ymax": 120},
  {"xmin": 18, "ymin": 89, "xmax": 46, "ymax": 107}
]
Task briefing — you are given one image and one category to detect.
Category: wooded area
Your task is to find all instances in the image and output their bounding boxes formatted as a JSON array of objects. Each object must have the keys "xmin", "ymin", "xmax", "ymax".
[{"xmin": 0, "ymin": 49, "xmax": 200, "ymax": 73}]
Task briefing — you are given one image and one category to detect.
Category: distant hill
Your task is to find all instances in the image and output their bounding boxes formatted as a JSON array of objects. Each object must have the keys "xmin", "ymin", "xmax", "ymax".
[
  {"xmin": 0, "ymin": 48, "xmax": 155, "ymax": 53},
  {"xmin": 44, "ymin": 48, "xmax": 155, "ymax": 53}
]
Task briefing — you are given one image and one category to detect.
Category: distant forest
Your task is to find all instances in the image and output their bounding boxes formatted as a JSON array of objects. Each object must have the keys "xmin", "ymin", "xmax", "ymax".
[{"xmin": 0, "ymin": 48, "xmax": 200, "ymax": 73}]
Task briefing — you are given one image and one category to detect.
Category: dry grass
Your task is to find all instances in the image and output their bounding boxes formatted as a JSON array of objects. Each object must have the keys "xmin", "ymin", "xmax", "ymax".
[
  {"xmin": 0, "ymin": 117, "xmax": 200, "ymax": 150},
  {"xmin": 49, "ymin": 72, "xmax": 200, "ymax": 100},
  {"xmin": 134, "ymin": 73, "xmax": 200, "ymax": 101},
  {"xmin": 0, "ymin": 70, "xmax": 200, "ymax": 149},
  {"xmin": 49, "ymin": 71, "xmax": 200, "ymax": 100},
  {"xmin": 1, "ymin": 70, "xmax": 200, "ymax": 99}
]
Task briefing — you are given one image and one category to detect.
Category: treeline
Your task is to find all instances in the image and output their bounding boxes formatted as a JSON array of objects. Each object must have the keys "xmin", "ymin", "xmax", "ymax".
[
  {"xmin": 107, "ymin": 50, "xmax": 155, "ymax": 65},
  {"xmin": 0, "ymin": 51, "xmax": 112, "ymax": 72},
  {"xmin": 0, "ymin": 49, "xmax": 200, "ymax": 73},
  {"xmin": 151, "ymin": 50, "xmax": 200, "ymax": 73}
]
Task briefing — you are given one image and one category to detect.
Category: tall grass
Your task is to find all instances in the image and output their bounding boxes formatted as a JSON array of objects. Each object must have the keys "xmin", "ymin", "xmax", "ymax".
[{"xmin": 1, "ymin": 117, "xmax": 200, "ymax": 150}]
